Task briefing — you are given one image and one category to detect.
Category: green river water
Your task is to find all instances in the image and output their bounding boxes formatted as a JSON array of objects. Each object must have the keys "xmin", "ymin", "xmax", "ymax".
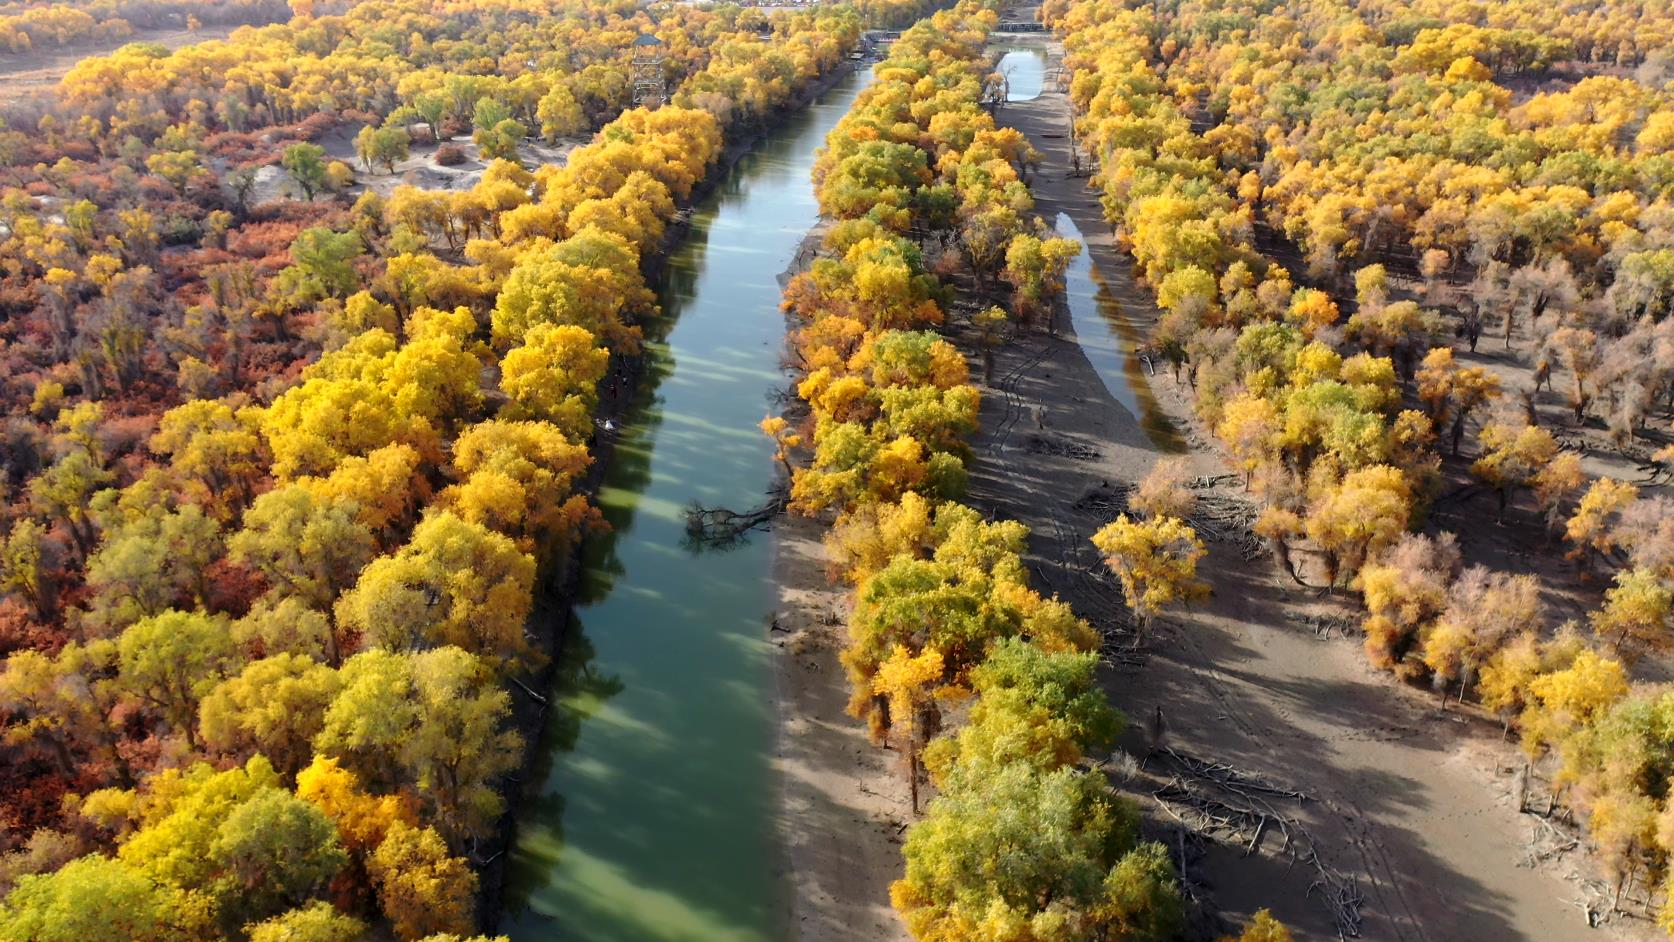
[{"xmin": 499, "ymin": 69, "xmax": 868, "ymax": 942}]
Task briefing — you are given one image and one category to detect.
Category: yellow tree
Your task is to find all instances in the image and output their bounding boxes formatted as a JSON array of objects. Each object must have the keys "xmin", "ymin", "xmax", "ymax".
[
  {"xmin": 1415, "ymin": 347, "xmax": 1502, "ymax": 455},
  {"xmin": 443, "ymin": 420, "xmax": 595, "ymax": 552},
  {"xmin": 367, "ymin": 822, "xmax": 476, "ymax": 941},
  {"xmin": 1305, "ymin": 466, "xmax": 1412, "ymax": 586},
  {"xmin": 760, "ymin": 415, "xmax": 802, "ymax": 478},
  {"xmin": 1521, "ymin": 648, "xmax": 1629, "ymax": 759},
  {"xmin": 334, "ymin": 512, "xmax": 537, "ymax": 671},
  {"xmin": 1566, "ymin": 478, "xmax": 1638, "ymax": 571},
  {"xmin": 1591, "ymin": 568, "xmax": 1673, "ymax": 657},
  {"xmin": 295, "ymin": 755, "xmax": 418, "ymax": 857},
  {"xmin": 1471, "ymin": 422, "xmax": 1557, "ymax": 521},
  {"xmin": 1090, "ymin": 515, "xmax": 1208, "ymax": 634},
  {"xmin": 498, "ymin": 324, "xmax": 609, "ymax": 440},
  {"xmin": 871, "ymin": 645, "xmax": 944, "ymax": 812}
]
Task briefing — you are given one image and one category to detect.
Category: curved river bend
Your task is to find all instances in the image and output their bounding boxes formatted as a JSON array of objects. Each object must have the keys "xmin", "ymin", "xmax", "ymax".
[{"xmin": 499, "ymin": 69, "xmax": 868, "ymax": 942}]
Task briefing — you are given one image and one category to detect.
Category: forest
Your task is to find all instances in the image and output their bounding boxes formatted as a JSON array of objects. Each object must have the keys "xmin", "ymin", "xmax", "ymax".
[
  {"xmin": 763, "ymin": 0, "xmax": 1674, "ymax": 934},
  {"xmin": 11, "ymin": 0, "xmax": 1674, "ymax": 935}
]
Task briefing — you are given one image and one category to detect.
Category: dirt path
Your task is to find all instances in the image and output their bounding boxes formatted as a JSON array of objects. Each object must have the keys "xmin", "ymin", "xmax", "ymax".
[{"xmin": 958, "ymin": 31, "xmax": 1644, "ymax": 942}]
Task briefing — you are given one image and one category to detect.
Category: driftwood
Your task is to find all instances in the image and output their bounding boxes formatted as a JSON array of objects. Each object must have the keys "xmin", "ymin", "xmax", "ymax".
[
  {"xmin": 1026, "ymin": 434, "xmax": 1103, "ymax": 460},
  {"xmin": 1150, "ymin": 747, "xmax": 1361, "ymax": 938},
  {"xmin": 510, "ymin": 676, "xmax": 550, "ymax": 706},
  {"xmin": 1522, "ymin": 813, "xmax": 1579, "ymax": 868},
  {"xmin": 683, "ymin": 484, "xmax": 788, "ymax": 547},
  {"xmin": 1298, "ymin": 613, "xmax": 1358, "ymax": 641},
  {"xmin": 1160, "ymin": 747, "xmax": 1311, "ymax": 803}
]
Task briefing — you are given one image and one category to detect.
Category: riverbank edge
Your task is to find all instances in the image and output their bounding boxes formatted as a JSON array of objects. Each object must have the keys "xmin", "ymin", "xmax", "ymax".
[
  {"xmin": 767, "ymin": 213, "xmax": 918, "ymax": 942},
  {"xmin": 478, "ymin": 55, "xmax": 866, "ymax": 933}
]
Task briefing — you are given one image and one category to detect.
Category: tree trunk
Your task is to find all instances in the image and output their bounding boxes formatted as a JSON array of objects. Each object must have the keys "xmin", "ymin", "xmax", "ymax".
[{"xmin": 908, "ymin": 748, "xmax": 920, "ymax": 815}]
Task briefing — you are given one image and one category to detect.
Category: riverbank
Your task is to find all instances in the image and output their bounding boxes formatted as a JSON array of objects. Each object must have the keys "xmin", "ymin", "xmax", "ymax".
[
  {"xmin": 770, "ymin": 513, "xmax": 913, "ymax": 942},
  {"xmin": 986, "ymin": 31, "xmax": 1641, "ymax": 942},
  {"xmin": 768, "ymin": 215, "xmax": 915, "ymax": 942},
  {"xmin": 481, "ymin": 57, "xmax": 863, "ymax": 932}
]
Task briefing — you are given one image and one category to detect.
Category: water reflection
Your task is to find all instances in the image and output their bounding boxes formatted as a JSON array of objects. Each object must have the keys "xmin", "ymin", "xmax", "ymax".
[
  {"xmin": 996, "ymin": 46, "xmax": 1045, "ymax": 101},
  {"xmin": 499, "ymin": 70, "xmax": 871, "ymax": 942},
  {"xmin": 1054, "ymin": 211, "xmax": 1186, "ymax": 453}
]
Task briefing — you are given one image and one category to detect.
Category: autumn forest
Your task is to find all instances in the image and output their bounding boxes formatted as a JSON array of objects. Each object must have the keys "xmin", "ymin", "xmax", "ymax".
[{"xmin": 4, "ymin": 0, "xmax": 1674, "ymax": 939}]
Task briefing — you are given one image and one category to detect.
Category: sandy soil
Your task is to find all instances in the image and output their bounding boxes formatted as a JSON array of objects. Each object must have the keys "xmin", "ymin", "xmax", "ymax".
[
  {"xmin": 961, "ymin": 31, "xmax": 1657, "ymax": 942},
  {"xmin": 771, "ymin": 514, "xmax": 915, "ymax": 942}
]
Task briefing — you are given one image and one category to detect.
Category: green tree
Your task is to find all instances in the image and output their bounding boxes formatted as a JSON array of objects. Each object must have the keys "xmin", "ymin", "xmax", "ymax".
[
  {"xmin": 335, "ymin": 511, "xmax": 535, "ymax": 669},
  {"xmin": 475, "ymin": 119, "xmax": 526, "ymax": 161},
  {"xmin": 28, "ymin": 448, "xmax": 112, "ymax": 563},
  {"xmin": 315, "ymin": 647, "xmax": 522, "ymax": 845},
  {"xmin": 230, "ymin": 486, "xmax": 377, "ymax": 665},
  {"xmin": 0, "ymin": 518, "xmax": 52, "ymax": 620},
  {"xmin": 116, "ymin": 757, "xmax": 344, "ymax": 934},
  {"xmin": 83, "ymin": 505, "xmax": 222, "ymax": 633},
  {"xmin": 282, "ymin": 143, "xmax": 329, "ymax": 201},
  {"xmin": 0, "ymin": 855, "xmax": 187, "ymax": 942},
  {"xmin": 893, "ymin": 762, "xmax": 1180, "ymax": 940},
  {"xmin": 274, "ymin": 228, "xmax": 363, "ymax": 305},
  {"xmin": 207, "ymin": 788, "xmax": 346, "ymax": 932},
  {"xmin": 116, "ymin": 610, "xmax": 239, "ymax": 747},
  {"xmin": 355, "ymin": 125, "xmax": 410, "ymax": 174},
  {"xmin": 925, "ymin": 639, "xmax": 1120, "ymax": 785},
  {"xmin": 200, "ymin": 654, "xmax": 344, "ymax": 778}
]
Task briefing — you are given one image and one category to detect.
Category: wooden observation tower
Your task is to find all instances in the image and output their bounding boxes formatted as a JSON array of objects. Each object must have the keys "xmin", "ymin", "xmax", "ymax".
[{"xmin": 632, "ymin": 32, "xmax": 667, "ymax": 109}]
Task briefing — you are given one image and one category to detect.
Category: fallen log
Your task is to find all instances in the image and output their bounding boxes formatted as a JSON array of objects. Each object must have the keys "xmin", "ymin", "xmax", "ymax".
[{"xmin": 683, "ymin": 485, "xmax": 789, "ymax": 547}]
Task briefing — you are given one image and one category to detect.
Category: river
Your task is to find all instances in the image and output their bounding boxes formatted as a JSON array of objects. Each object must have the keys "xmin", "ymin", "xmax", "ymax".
[{"xmin": 498, "ymin": 68, "xmax": 868, "ymax": 942}]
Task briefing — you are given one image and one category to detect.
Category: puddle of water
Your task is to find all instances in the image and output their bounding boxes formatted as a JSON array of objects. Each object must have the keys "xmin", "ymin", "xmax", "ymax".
[
  {"xmin": 997, "ymin": 46, "xmax": 1045, "ymax": 101},
  {"xmin": 1054, "ymin": 211, "xmax": 1186, "ymax": 453}
]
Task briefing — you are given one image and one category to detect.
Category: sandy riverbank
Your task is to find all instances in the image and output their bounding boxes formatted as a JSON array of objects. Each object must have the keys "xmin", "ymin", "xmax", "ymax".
[
  {"xmin": 767, "ymin": 207, "xmax": 915, "ymax": 942},
  {"xmin": 770, "ymin": 513, "xmax": 914, "ymax": 942}
]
